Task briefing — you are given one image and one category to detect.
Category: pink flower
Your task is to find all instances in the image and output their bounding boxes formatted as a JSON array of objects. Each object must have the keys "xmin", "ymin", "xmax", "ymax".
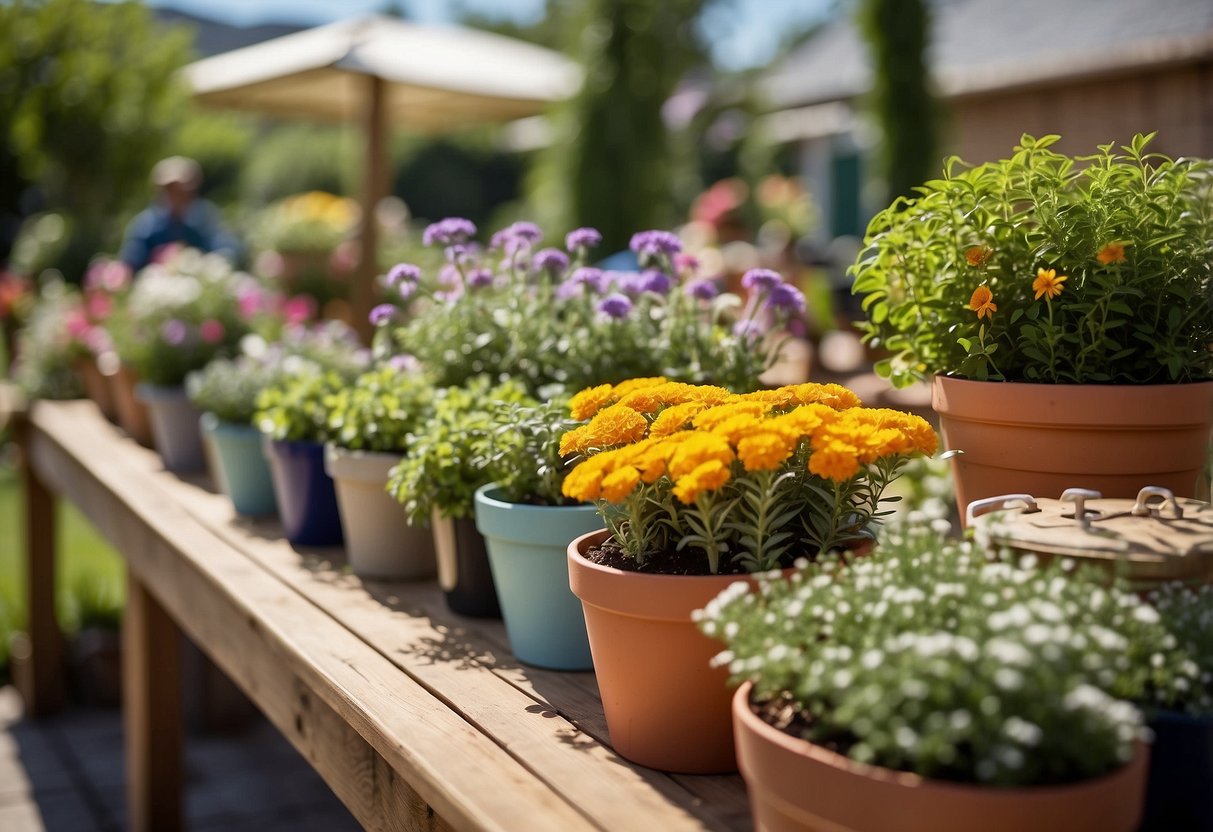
[
  {"xmin": 85, "ymin": 260, "xmax": 131, "ymax": 293},
  {"xmin": 199, "ymin": 319, "xmax": 226, "ymax": 344},
  {"xmin": 238, "ymin": 289, "xmax": 265, "ymax": 320},
  {"xmin": 84, "ymin": 292, "xmax": 113, "ymax": 322},
  {"xmin": 152, "ymin": 242, "xmax": 183, "ymax": 265},
  {"xmin": 65, "ymin": 310, "xmax": 91, "ymax": 340},
  {"xmin": 254, "ymin": 250, "xmax": 286, "ymax": 279},
  {"xmin": 283, "ymin": 295, "xmax": 317, "ymax": 325}
]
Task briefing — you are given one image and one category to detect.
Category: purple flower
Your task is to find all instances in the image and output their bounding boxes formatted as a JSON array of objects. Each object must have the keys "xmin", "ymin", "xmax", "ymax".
[
  {"xmin": 741, "ymin": 268, "xmax": 784, "ymax": 291},
  {"xmin": 733, "ymin": 319, "xmax": 765, "ymax": 341},
  {"xmin": 629, "ymin": 230, "xmax": 682, "ymax": 258},
  {"xmin": 639, "ymin": 269, "xmax": 674, "ymax": 295},
  {"xmin": 466, "ymin": 268, "xmax": 494, "ymax": 288},
  {"xmin": 555, "ymin": 280, "xmax": 585, "ymax": 301},
  {"xmin": 767, "ymin": 281, "xmax": 806, "ymax": 313},
  {"xmin": 532, "ymin": 248, "xmax": 570, "ymax": 275},
  {"xmin": 369, "ymin": 304, "xmax": 397, "ymax": 327},
  {"xmin": 684, "ymin": 277, "xmax": 719, "ymax": 300},
  {"xmin": 570, "ymin": 267, "xmax": 610, "ymax": 294},
  {"xmin": 565, "ymin": 227, "xmax": 602, "ymax": 251},
  {"xmin": 439, "ymin": 264, "xmax": 462, "ymax": 286},
  {"xmin": 398, "ymin": 280, "xmax": 416, "ymax": 301},
  {"xmin": 446, "ymin": 243, "xmax": 480, "ymax": 265},
  {"xmin": 613, "ymin": 271, "xmax": 647, "ymax": 297},
  {"xmin": 161, "ymin": 318, "xmax": 187, "ymax": 346},
  {"xmin": 388, "ymin": 354, "xmax": 420, "ymax": 372},
  {"xmin": 491, "ymin": 221, "xmax": 543, "ymax": 254},
  {"xmin": 674, "ymin": 252, "xmax": 701, "ymax": 277},
  {"xmin": 386, "ymin": 263, "xmax": 421, "ymax": 287},
  {"xmin": 597, "ymin": 293, "xmax": 633, "ymax": 320},
  {"xmin": 423, "ymin": 218, "xmax": 477, "ymax": 247}
]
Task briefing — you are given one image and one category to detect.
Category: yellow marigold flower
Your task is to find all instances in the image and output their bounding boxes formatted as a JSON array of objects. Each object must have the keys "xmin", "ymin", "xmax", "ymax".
[
  {"xmin": 560, "ymin": 404, "xmax": 648, "ymax": 455},
  {"xmin": 649, "ymin": 402, "xmax": 708, "ymax": 437},
  {"xmin": 608, "ymin": 377, "xmax": 668, "ymax": 398},
  {"xmin": 568, "ymin": 384, "xmax": 615, "ymax": 420},
  {"xmin": 708, "ymin": 413, "xmax": 765, "ymax": 446},
  {"xmin": 969, "ymin": 285, "xmax": 997, "ymax": 319},
  {"xmin": 737, "ymin": 431, "xmax": 796, "ymax": 471},
  {"xmin": 1032, "ymin": 268, "xmax": 1067, "ymax": 301},
  {"xmin": 1096, "ymin": 242, "xmax": 1127, "ymax": 265},
  {"xmin": 668, "ymin": 433, "xmax": 735, "ymax": 479},
  {"xmin": 808, "ymin": 439, "xmax": 860, "ymax": 482},
  {"xmin": 804, "ymin": 383, "xmax": 862, "ymax": 410},
  {"xmin": 765, "ymin": 403, "xmax": 836, "ymax": 441},
  {"xmin": 965, "ymin": 245, "xmax": 994, "ymax": 267},
  {"xmin": 559, "ymin": 424, "xmax": 591, "ymax": 457},
  {"xmin": 693, "ymin": 401, "xmax": 771, "ymax": 432},
  {"xmin": 862, "ymin": 409, "xmax": 939, "ymax": 456},
  {"xmin": 600, "ymin": 466, "xmax": 641, "ymax": 503},
  {"xmin": 738, "ymin": 387, "xmax": 799, "ymax": 408},
  {"xmin": 561, "ymin": 456, "xmax": 611, "ymax": 502},
  {"xmin": 681, "ymin": 385, "xmax": 734, "ymax": 406},
  {"xmin": 672, "ymin": 459, "xmax": 732, "ymax": 504}
]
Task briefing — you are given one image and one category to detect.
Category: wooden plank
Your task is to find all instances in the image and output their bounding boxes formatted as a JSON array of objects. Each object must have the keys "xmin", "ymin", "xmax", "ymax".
[
  {"xmin": 158, "ymin": 467, "xmax": 750, "ymax": 830},
  {"xmin": 25, "ymin": 401, "xmax": 595, "ymax": 832},
  {"xmin": 14, "ymin": 412, "xmax": 64, "ymax": 717},
  {"xmin": 123, "ymin": 570, "xmax": 183, "ymax": 832}
]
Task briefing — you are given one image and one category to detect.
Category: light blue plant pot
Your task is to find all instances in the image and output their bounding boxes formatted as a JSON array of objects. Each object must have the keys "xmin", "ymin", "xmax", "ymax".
[
  {"xmin": 473, "ymin": 484, "xmax": 601, "ymax": 670},
  {"xmin": 135, "ymin": 383, "xmax": 206, "ymax": 472},
  {"xmin": 200, "ymin": 413, "xmax": 277, "ymax": 517}
]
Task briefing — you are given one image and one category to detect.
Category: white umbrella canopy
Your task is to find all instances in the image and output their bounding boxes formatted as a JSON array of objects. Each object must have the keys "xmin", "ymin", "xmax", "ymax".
[{"xmin": 182, "ymin": 15, "xmax": 581, "ymax": 336}]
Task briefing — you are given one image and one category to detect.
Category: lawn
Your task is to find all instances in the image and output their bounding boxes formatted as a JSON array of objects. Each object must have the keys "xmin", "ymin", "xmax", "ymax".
[{"xmin": 0, "ymin": 451, "xmax": 125, "ymax": 678}]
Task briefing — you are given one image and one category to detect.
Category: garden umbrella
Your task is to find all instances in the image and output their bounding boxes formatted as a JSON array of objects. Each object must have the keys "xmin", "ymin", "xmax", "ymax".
[{"xmin": 183, "ymin": 15, "xmax": 580, "ymax": 337}]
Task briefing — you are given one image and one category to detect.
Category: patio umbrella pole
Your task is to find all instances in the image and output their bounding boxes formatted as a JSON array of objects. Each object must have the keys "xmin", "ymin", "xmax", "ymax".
[{"xmin": 354, "ymin": 73, "xmax": 388, "ymax": 343}]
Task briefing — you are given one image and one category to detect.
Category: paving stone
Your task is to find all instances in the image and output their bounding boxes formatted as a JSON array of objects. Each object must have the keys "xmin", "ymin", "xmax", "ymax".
[{"xmin": 0, "ymin": 784, "xmax": 104, "ymax": 832}]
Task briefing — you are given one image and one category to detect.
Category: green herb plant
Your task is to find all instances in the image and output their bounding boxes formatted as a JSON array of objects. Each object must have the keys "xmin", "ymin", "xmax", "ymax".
[
  {"xmin": 482, "ymin": 398, "xmax": 581, "ymax": 505},
  {"xmin": 853, "ymin": 133, "xmax": 1213, "ymax": 387},
  {"xmin": 326, "ymin": 366, "xmax": 433, "ymax": 454},
  {"xmin": 255, "ymin": 368, "xmax": 348, "ymax": 443}
]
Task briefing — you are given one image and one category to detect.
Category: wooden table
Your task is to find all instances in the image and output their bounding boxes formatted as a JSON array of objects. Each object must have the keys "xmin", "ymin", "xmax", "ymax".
[{"xmin": 11, "ymin": 398, "xmax": 751, "ymax": 832}]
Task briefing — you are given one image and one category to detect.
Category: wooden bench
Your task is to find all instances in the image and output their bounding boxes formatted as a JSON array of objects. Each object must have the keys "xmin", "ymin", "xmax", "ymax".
[{"xmin": 10, "ymin": 397, "xmax": 751, "ymax": 832}]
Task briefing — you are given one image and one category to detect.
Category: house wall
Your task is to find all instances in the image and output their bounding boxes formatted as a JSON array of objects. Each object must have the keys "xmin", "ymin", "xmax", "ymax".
[{"xmin": 948, "ymin": 61, "xmax": 1213, "ymax": 164}]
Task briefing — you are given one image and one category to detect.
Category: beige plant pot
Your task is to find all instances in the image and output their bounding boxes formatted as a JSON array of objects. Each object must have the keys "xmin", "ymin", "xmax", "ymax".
[{"xmin": 324, "ymin": 445, "xmax": 436, "ymax": 580}]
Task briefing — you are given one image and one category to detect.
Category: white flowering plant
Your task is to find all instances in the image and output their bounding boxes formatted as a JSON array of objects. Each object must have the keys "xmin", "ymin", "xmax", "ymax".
[
  {"xmin": 1144, "ymin": 583, "xmax": 1213, "ymax": 716},
  {"xmin": 697, "ymin": 526, "xmax": 1208, "ymax": 786},
  {"xmin": 371, "ymin": 220, "xmax": 805, "ymax": 396}
]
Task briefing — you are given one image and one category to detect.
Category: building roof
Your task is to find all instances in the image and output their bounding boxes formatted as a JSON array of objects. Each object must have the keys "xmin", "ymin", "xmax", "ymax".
[{"xmin": 763, "ymin": 0, "xmax": 1213, "ymax": 110}]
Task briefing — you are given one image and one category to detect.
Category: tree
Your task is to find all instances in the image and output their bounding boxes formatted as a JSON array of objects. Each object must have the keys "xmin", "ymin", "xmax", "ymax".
[
  {"xmin": 0, "ymin": 0, "xmax": 193, "ymax": 276},
  {"xmin": 859, "ymin": 0, "xmax": 939, "ymax": 203},
  {"xmin": 533, "ymin": 0, "xmax": 706, "ymax": 252}
]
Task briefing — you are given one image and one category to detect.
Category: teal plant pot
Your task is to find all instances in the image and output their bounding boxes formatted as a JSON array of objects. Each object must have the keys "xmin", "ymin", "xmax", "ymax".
[
  {"xmin": 135, "ymin": 383, "xmax": 206, "ymax": 472},
  {"xmin": 474, "ymin": 484, "xmax": 600, "ymax": 670},
  {"xmin": 201, "ymin": 413, "xmax": 277, "ymax": 517}
]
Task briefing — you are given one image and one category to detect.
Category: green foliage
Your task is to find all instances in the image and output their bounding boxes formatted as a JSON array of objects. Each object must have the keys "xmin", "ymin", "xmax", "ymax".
[
  {"xmin": 387, "ymin": 378, "xmax": 532, "ymax": 523},
  {"xmin": 108, "ymin": 249, "xmax": 250, "ymax": 386},
  {"xmin": 1146, "ymin": 583, "xmax": 1213, "ymax": 716},
  {"xmin": 254, "ymin": 368, "xmax": 348, "ymax": 444},
  {"xmin": 240, "ymin": 124, "xmax": 357, "ymax": 206},
  {"xmin": 853, "ymin": 134, "xmax": 1213, "ymax": 386},
  {"xmin": 186, "ymin": 355, "xmax": 280, "ymax": 425},
  {"xmin": 0, "ymin": 0, "xmax": 193, "ymax": 275},
  {"xmin": 483, "ymin": 398, "xmax": 580, "ymax": 505},
  {"xmin": 535, "ymin": 0, "xmax": 705, "ymax": 250},
  {"xmin": 699, "ymin": 526, "xmax": 1208, "ymax": 786},
  {"xmin": 858, "ymin": 0, "xmax": 939, "ymax": 202},
  {"xmin": 327, "ymin": 366, "xmax": 434, "ymax": 453}
]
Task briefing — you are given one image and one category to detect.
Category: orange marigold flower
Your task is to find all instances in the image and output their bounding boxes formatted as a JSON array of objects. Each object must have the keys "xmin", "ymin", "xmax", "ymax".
[
  {"xmin": 1096, "ymin": 242, "xmax": 1127, "ymax": 265},
  {"xmin": 609, "ymin": 377, "xmax": 669, "ymax": 398},
  {"xmin": 693, "ymin": 401, "xmax": 771, "ymax": 431},
  {"xmin": 561, "ymin": 456, "xmax": 611, "ymax": 502},
  {"xmin": 965, "ymin": 245, "xmax": 994, "ymax": 267},
  {"xmin": 600, "ymin": 466, "xmax": 641, "ymax": 503},
  {"xmin": 568, "ymin": 384, "xmax": 615, "ymax": 420},
  {"xmin": 649, "ymin": 402, "xmax": 708, "ymax": 437},
  {"xmin": 1032, "ymin": 268, "xmax": 1067, "ymax": 301},
  {"xmin": 707, "ymin": 413, "xmax": 765, "ymax": 446},
  {"xmin": 558, "ymin": 424, "xmax": 590, "ymax": 457},
  {"xmin": 808, "ymin": 439, "xmax": 860, "ymax": 482},
  {"xmin": 672, "ymin": 459, "xmax": 732, "ymax": 504},
  {"xmin": 560, "ymin": 404, "xmax": 648, "ymax": 455},
  {"xmin": 668, "ymin": 433, "xmax": 735, "ymax": 479},
  {"xmin": 737, "ymin": 431, "xmax": 796, "ymax": 472},
  {"xmin": 969, "ymin": 285, "xmax": 997, "ymax": 319}
]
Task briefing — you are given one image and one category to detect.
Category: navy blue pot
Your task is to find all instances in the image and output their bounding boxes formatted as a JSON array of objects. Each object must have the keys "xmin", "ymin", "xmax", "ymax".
[
  {"xmin": 263, "ymin": 436, "xmax": 344, "ymax": 547},
  {"xmin": 1141, "ymin": 710, "xmax": 1213, "ymax": 831}
]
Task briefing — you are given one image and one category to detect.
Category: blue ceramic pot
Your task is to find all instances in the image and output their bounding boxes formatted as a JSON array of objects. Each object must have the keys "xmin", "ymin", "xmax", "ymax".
[
  {"xmin": 474, "ymin": 484, "xmax": 600, "ymax": 670},
  {"xmin": 263, "ymin": 436, "xmax": 344, "ymax": 547},
  {"xmin": 136, "ymin": 383, "xmax": 206, "ymax": 472},
  {"xmin": 201, "ymin": 414, "xmax": 277, "ymax": 517},
  {"xmin": 1141, "ymin": 710, "xmax": 1213, "ymax": 831}
]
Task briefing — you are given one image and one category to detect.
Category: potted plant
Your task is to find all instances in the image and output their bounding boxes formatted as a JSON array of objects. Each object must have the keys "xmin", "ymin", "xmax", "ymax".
[
  {"xmin": 472, "ymin": 398, "xmax": 602, "ymax": 670},
  {"xmin": 561, "ymin": 377, "xmax": 936, "ymax": 772},
  {"xmin": 387, "ymin": 377, "xmax": 531, "ymax": 617},
  {"xmin": 699, "ymin": 525, "xmax": 1208, "ymax": 831},
  {"xmin": 188, "ymin": 322, "xmax": 368, "ymax": 517},
  {"xmin": 324, "ymin": 364, "xmax": 437, "ymax": 580},
  {"xmin": 12, "ymin": 278, "xmax": 86, "ymax": 401},
  {"xmin": 109, "ymin": 249, "xmax": 251, "ymax": 471},
  {"xmin": 255, "ymin": 367, "xmax": 350, "ymax": 547},
  {"xmin": 852, "ymin": 133, "xmax": 1213, "ymax": 512},
  {"xmin": 373, "ymin": 220, "xmax": 805, "ymax": 397}
]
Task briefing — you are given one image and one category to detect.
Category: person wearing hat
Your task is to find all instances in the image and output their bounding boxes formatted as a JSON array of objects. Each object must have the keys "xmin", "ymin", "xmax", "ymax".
[{"xmin": 118, "ymin": 156, "xmax": 240, "ymax": 271}]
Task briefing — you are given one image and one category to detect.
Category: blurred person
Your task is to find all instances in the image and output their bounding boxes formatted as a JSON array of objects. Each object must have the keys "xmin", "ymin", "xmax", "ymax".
[{"xmin": 119, "ymin": 156, "xmax": 239, "ymax": 271}]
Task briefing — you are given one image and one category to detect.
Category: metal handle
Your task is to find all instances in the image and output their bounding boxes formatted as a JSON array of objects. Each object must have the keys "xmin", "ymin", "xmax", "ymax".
[
  {"xmin": 1132, "ymin": 486, "xmax": 1184, "ymax": 519},
  {"xmin": 1060, "ymin": 488, "xmax": 1103, "ymax": 530},
  {"xmin": 966, "ymin": 494, "xmax": 1039, "ymax": 525}
]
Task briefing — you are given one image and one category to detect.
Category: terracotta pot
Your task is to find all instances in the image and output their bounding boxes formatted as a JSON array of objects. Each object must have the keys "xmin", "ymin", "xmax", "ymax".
[
  {"xmin": 933, "ymin": 377, "xmax": 1213, "ymax": 519},
  {"xmin": 73, "ymin": 356, "xmax": 116, "ymax": 421},
  {"xmin": 567, "ymin": 528, "xmax": 743, "ymax": 773},
  {"xmin": 325, "ymin": 445, "xmax": 436, "ymax": 580},
  {"xmin": 109, "ymin": 364, "xmax": 154, "ymax": 447},
  {"xmin": 732, "ymin": 682, "xmax": 1149, "ymax": 832}
]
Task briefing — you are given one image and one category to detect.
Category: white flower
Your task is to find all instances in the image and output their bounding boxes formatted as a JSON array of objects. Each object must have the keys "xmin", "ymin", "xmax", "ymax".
[{"xmin": 1002, "ymin": 717, "xmax": 1043, "ymax": 747}]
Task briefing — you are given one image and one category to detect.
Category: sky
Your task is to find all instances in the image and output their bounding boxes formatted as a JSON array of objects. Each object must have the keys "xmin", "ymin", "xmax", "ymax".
[{"xmin": 138, "ymin": 0, "xmax": 836, "ymax": 71}]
